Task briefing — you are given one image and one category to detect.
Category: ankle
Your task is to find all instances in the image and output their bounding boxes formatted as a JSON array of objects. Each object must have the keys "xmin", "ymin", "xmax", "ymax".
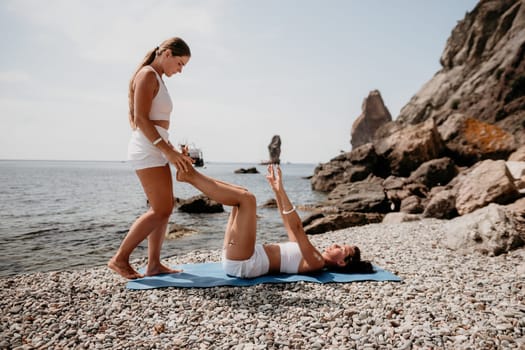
[
  {"xmin": 176, "ymin": 170, "xmax": 190, "ymax": 183},
  {"xmin": 110, "ymin": 252, "xmax": 129, "ymax": 264},
  {"xmin": 147, "ymin": 262, "xmax": 159, "ymax": 268}
]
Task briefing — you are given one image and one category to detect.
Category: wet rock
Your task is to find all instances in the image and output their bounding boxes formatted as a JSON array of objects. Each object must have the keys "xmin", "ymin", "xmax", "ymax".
[
  {"xmin": 177, "ymin": 194, "xmax": 224, "ymax": 213},
  {"xmin": 234, "ymin": 167, "xmax": 259, "ymax": 174}
]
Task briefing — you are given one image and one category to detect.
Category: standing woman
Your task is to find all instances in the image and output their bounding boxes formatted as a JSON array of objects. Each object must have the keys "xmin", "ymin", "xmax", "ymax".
[{"xmin": 108, "ymin": 37, "xmax": 194, "ymax": 279}]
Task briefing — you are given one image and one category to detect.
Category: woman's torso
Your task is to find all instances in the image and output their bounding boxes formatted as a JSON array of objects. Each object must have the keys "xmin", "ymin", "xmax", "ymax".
[
  {"xmin": 263, "ymin": 242, "xmax": 307, "ymax": 274},
  {"xmin": 142, "ymin": 65, "xmax": 172, "ymax": 130}
]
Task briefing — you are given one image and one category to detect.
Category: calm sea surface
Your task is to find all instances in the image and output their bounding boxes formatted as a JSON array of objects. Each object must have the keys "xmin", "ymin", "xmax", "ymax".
[{"xmin": 0, "ymin": 160, "xmax": 326, "ymax": 277}]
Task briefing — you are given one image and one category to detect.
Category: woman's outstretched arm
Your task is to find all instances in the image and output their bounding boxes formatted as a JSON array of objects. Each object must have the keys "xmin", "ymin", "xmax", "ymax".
[{"xmin": 266, "ymin": 165, "xmax": 324, "ymax": 271}]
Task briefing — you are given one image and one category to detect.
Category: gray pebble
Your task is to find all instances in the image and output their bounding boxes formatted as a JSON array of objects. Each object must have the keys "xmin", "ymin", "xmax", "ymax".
[{"xmin": 0, "ymin": 219, "xmax": 523, "ymax": 349}]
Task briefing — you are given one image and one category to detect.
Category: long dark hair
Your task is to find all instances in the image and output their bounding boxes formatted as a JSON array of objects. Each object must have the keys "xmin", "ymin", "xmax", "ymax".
[
  {"xmin": 128, "ymin": 37, "xmax": 191, "ymax": 129},
  {"xmin": 330, "ymin": 246, "xmax": 375, "ymax": 274}
]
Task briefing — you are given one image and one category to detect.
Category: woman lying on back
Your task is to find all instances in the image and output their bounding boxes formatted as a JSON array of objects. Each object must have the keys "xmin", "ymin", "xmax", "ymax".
[{"xmin": 177, "ymin": 164, "xmax": 373, "ymax": 278}]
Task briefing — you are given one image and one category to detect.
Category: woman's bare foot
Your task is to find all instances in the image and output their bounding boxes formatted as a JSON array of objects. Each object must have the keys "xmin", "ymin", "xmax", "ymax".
[
  {"xmin": 146, "ymin": 263, "xmax": 183, "ymax": 276},
  {"xmin": 107, "ymin": 258, "xmax": 144, "ymax": 279},
  {"xmin": 176, "ymin": 168, "xmax": 193, "ymax": 183}
]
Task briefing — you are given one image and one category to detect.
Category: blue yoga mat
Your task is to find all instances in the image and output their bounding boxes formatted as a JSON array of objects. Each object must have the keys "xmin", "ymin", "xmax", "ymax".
[{"xmin": 126, "ymin": 262, "xmax": 401, "ymax": 290}]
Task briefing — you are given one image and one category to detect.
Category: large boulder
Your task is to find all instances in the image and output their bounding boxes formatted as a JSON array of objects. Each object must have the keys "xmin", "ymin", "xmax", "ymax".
[
  {"xmin": 303, "ymin": 211, "xmax": 383, "ymax": 235},
  {"xmin": 505, "ymin": 197, "xmax": 525, "ymax": 217},
  {"xmin": 506, "ymin": 160, "xmax": 525, "ymax": 194},
  {"xmin": 506, "ymin": 161, "xmax": 525, "ymax": 180},
  {"xmin": 373, "ymin": 118, "xmax": 444, "ymax": 177},
  {"xmin": 423, "ymin": 188, "xmax": 458, "ymax": 219},
  {"xmin": 382, "ymin": 176, "xmax": 410, "ymax": 211},
  {"xmin": 408, "ymin": 157, "xmax": 458, "ymax": 188},
  {"xmin": 326, "ymin": 176, "xmax": 389, "ymax": 213},
  {"xmin": 453, "ymin": 159, "xmax": 521, "ymax": 215},
  {"xmin": 310, "ymin": 143, "xmax": 379, "ymax": 192},
  {"xmin": 438, "ymin": 113, "xmax": 517, "ymax": 164},
  {"xmin": 400, "ymin": 195, "xmax": 424, "ymax": 214},
  {"xmin": 177, "ymin": 194, "xmax": 224, "ymax": 213},
  {"xmin": 310, "ymin": 157, "xmax": 350, "ymax": 192},
  {"xmin": 351, "ymin": 90, "xmax": 392, "ymax": 149},
  {"xmin": 509, "ymin": 145, "xmax": 525, "ymax": 161},
  {"xmin": 441, "ymin": 203, "xmax": 525, "ymax": 256}
]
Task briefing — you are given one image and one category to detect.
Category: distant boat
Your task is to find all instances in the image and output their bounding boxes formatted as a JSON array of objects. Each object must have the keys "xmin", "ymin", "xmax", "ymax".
[{"xmin": 187, "ymin": 145, "xmax": 204, "ymax": 167}]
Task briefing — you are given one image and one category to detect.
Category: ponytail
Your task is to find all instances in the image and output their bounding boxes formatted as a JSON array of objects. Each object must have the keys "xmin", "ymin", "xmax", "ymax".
[{"xmin": 128, "ymin": 47, "xmax": 157, "ymax": 129}]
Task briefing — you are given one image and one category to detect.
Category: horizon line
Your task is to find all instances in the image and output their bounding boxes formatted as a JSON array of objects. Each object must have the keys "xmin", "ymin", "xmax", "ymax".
[{"xmin": 0, "ymin": 158, "xmax": 320, "ymax": 165}]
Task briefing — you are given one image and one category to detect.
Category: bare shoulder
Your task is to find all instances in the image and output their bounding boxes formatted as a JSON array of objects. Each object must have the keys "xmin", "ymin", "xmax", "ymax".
[
  {"xmin": 299, "ymin": 248, "xmax": 325, "ymax": 273},
  {"xmin": 299, "ymin": 258, "xmax": 324, "ymax": 274},
  {"xmin": 134, "ymin": 67, "xmax": 159, "ymax": 90}
]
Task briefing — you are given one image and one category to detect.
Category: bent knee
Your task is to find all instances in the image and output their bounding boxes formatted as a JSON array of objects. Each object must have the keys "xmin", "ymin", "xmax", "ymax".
[
  {"xmin": 149, "ymin": 203, "xmax": 174, "ymax": 220},
  {"xmin": 239, "ymin": 191, "xmax": 256, "ymax": 207}
]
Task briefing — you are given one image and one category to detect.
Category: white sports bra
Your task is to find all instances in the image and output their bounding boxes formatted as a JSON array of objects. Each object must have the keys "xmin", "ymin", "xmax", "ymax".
[
  {"xmin": 144, "ymin": 66, "xmax": 172, "ymax": 121},
  {"xmin": 278, "ymin": 242, "xmax": 303, "ymax": 273}
]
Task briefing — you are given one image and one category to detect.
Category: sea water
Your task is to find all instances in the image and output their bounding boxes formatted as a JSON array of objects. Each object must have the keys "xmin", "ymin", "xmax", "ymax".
[{"xmin": 0, "ymin": 160, "xmax": 326, "ymax": 276}]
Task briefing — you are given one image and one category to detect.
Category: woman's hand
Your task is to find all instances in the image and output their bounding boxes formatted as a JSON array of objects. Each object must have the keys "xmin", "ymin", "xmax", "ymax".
[
  {"xmin": 167, "ymin": 150, "xmax": 194, "ymax": 172},
  {"xmin": 265, "ymin": 164, "xmax": 283, "ymax": 192},
  {"xmin": 180, "ymin": 144, "xmax": 190, "ymax": 156}
]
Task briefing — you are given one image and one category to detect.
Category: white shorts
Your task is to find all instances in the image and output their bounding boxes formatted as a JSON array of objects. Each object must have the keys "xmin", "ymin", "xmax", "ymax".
[
  {"xmin": 127, "ymin": 126, "xmax": 169, "ymax": 170},
  {"xmin": 222, "ymin": 244, "xmax": 270, "ymax": 279}
]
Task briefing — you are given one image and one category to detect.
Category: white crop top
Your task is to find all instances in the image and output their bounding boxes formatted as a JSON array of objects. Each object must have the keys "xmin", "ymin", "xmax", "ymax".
[
  {"xmin": 278, "ymin": 242, "xmax": 303, "ymax": 274},
  {"xmin": 144, "ymin": 66, "xmax": 172, "ymax": 121}
]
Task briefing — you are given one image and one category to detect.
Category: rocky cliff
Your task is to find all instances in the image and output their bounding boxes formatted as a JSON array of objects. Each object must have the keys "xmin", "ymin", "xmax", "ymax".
[
  {"xmin": 398, "ymin": 0, "xmax": 525, "ymax": 145},
  {"xmin": 307, "ymin": 0, "xmax": 525, "ymax": 256}
]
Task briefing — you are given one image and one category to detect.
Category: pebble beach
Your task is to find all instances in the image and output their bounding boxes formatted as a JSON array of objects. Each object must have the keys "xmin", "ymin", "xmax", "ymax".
[{"xmin": 1, "ymin": 219, "xmax": 524, "ymax": 349}]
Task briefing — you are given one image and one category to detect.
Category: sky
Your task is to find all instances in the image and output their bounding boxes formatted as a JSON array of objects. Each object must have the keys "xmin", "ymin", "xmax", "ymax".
[{"xmin": 0, "ymin": 0, "xmax": 479, "ymax": 164}]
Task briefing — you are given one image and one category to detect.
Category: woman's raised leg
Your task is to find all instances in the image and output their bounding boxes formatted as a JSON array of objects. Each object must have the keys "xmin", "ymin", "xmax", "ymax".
[
  {"xmin": 177, "ymin": 168, "xmax": 257, "ymax": 260},
  {"xmin": 223, "ymin": 206, "xmax": 238, "ymax": 250}
]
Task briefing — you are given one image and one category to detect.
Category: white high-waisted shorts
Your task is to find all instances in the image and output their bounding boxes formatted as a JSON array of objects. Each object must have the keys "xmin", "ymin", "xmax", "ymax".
[
  {"xmin": 127, "ymin": 126, "xmax": 169, "ymax": 170},
  {"xmin": 222, "ymin": 243, "xmax": 270, "ymax": 278}
]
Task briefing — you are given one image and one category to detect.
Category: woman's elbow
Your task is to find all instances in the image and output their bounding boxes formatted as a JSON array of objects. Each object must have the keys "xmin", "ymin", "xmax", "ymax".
[{"xmin": 134, "ymin": 116, "xmax": 150, "ymax": 129}]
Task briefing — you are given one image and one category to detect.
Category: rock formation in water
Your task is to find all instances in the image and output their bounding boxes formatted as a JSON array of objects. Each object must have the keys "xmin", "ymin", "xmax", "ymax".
[{"xmin": 268, "ymin": 135, "xmax": 282, "ymax": 164}]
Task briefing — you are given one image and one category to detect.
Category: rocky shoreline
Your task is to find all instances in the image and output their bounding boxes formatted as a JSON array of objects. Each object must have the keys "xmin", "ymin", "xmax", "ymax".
[
  {"xmin": 302, "ymin": 0, "xmax": 525, "ymax": 261},
  {"xmin": 2, "ymin": 219, "xmax": 524, "ymax": 349}
]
